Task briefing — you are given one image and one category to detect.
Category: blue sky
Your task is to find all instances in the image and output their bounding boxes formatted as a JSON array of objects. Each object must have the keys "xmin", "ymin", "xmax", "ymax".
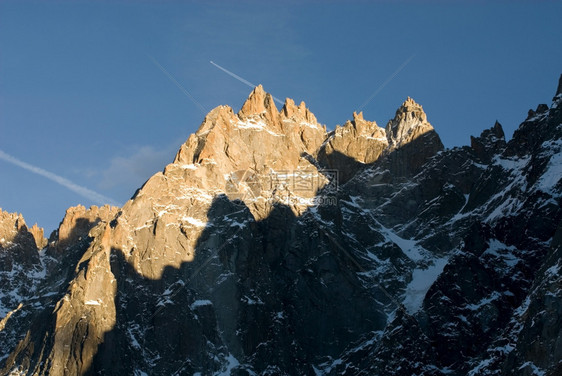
[{"xmin": 1, "ymin": 1, "xmax": 561, "ymax": 234}]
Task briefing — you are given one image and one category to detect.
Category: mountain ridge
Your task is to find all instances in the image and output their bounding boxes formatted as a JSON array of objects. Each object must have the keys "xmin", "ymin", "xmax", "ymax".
[{"xmin": 1, "ymin": 75, "xmax": 561, "ymax": 375}]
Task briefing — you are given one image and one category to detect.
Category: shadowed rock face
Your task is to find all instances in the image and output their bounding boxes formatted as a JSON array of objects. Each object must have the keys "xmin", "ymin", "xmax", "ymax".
[
  {"xmin": 0, "ymin": 209, "xmax": 45, "ymax": 333},
  {"xmin": 0, "ymin": 205, "xmax": 118, "ymax": 376},
  {"xmin": 470, "ymin": 121, "xmax": 507, "ymax": 163},
  {"xmin": 319, "ymin": 98, "xmax": 444, "ymax": 182},
  {"xmin": 47, "ymin": 205, "xmax": 119, "ymax": 256},
  {"xmin": 0, "ymin": 210, "xmax": 43, "ymax": 268},
  {"xmin": 1, "ymin": 76, "xmax": 562, "ymax": 376},
  {"xmin": 318, "ymin": 112, "xmax": 389, "ymax": 182}
]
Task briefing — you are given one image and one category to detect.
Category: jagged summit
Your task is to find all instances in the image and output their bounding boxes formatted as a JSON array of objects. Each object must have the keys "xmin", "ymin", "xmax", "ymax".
[
  {"xmin": 0, "ymin": 209, "xmax": 46, "ymax": 250},
  {"xmin": 470, "ymin": 121, "xmax": 507, "ymax": 163},
  {"xmin": 385, "ymin": 97, "xmax": 437, "ymax": 149},
  {"xmin": 281, "ymin": 98, "xmax": 320, "ymax": 126},
  {"xmin": 175, "ymin": 87, "xmax": 446, "ymax": 190},
  {"xmin": 238, "ymin": 84, "xmax": 279, "ymax": 123},
  {"xmin": 317, "ymin": 110, "xmax": 389, "ymax": 182},
  {"xmin": 47, "ymin": 204, "xmax": 119, "ymax": 255},
  {"xmin": 350, "ymin": 111, "xmax": 382, "ymax": 134}
]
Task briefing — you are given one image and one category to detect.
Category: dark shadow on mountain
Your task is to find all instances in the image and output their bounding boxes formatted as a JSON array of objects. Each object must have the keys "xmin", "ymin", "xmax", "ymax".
[
  {"xmin": 0, "ymin": 214, "xmax": 114, "ymax": 375},
  {"xmin": 380, "ymin": 130, "xmax": 444, "ymax": 177},
  {"xmin": 316, "ymin": 148, "xmax": 366, "ymax": 184},
  {"xmin": 0, "ymin": 127, "xmax": 468, "ymax": 376},
  {"xmin": 0, "ymin": 225, "xmax": 41, "ymax": 271},
  {"xmin": 77, "ymin": 191, "xmax": 389, "ymax": 375},
  {"xmin": 317, "ymin": 129, "xmax": 444, "ymax": 186},
  {"xmin": 46, "ymin": 216, "xmax": 104, "ymax": 257},
  {"xmin": 77, "ymin": 128, "xmax": 448, "ymax": 375}
]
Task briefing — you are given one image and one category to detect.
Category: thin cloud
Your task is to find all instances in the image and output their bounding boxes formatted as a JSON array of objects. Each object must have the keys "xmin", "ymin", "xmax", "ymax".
[
  {"xmin": 98, "ymin": 144, "xmax": 178, "ymax": 190},
  {"xmin": 0, "ymin": 149, "xmax": 119, "ymax": 207}
]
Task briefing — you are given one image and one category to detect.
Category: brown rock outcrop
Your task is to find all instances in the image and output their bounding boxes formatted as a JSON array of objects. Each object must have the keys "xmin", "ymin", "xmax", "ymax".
[
  {"xmin": 29, "ymin": 224, "xmax": 47, "ymax": 249},
  {"xmin": 384, "ymin": 97, "xmax": 444, "ymax": 176},
  {"xmin": 170, "ymin": 86, "xmax": 329, "ymax": 223},
  {"xmin": 47, "ymin": 205, "xmax": 119, "ymax": 255},
  {"xmin": 318, "ymin": 111, "xmax": 388, "ymax": 182},
  {"xmin": 386, "ymin": 97, "xmax": 437, "ymax": 149},
  {"xmin": 0, "ymin": 209, "xmax": 42, "ymax": 268}
]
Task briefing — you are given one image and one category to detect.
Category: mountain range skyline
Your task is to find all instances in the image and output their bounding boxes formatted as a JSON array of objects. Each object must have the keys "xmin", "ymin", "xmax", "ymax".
[
  {"xmin": 1, "ymin": 72, "xmax": 561, "ymax": 375},
  {"xmin": 1, "ymin": 1, "xmax": 562, "ymax": 233}
]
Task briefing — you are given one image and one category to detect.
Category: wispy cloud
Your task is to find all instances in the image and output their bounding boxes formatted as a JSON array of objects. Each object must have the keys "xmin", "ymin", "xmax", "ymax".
[
  {"xmin": 98, "ymin": 144, "xmax": 178, "ymax": 191},
  {"xmin": 0, "ymin": 149, "xmax": 119, "ymax": 206}
]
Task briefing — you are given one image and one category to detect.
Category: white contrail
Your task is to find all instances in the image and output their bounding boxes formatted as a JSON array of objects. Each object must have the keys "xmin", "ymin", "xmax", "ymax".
[
  {"xmin": 357, "ymin": 54, "xmax": 416, "ymax": 112},
  {"xmin": 147, "ymin": 54, "xmax": 208, "ymax": 115},
  {"xmin": 210, "ymin": 60, "xmax": 284, "ymax": 105},
  {"xmin": 0, "ymin": 149, "xmax": 120, "ymax": 206}
]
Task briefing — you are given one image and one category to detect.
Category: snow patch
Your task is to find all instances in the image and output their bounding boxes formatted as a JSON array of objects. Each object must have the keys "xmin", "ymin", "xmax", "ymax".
[
  {"xmin": 190, "ymin": 300, "xmax": 212, "ymax": 310},
  {"xmin": 537, "ymin": 140, "xmax": 562, "ymax": 192},
  {"xmin": 493, "ymin": 155, "xmax": 530, "ymax": 171},
  {"xmin": 403, "ymin": 257, "xmax": 449, "ymax": 313},
  {"xmin": 518, "ymin": 361, "xmax": 546, "ymax": 376},
  {"xmin": 545, "ymin": 263, "xmax": 561, "ymax": 277},
  {"xmin": 229, "ymin": 220, "xmax": 247, "ymax": 229},
  {"xmin": 300, "ymin": 121, "xmax": 321, "ymax": 129},
  {"xmin": 180, "ymin": 164, "xmax": 198, "ymax": 170},
  {"xmin": 235, "ymin": 120, "xmax": 283, "ymax": 137},
  {"xmin": 183, "ymin": 216, "xmax": 207, "ymax": 228},
  {"xmin": 482, "ymin": 239, "xmax": 520, "ymax": 267},
  {"xmin": 242, "ymin": 295, "xmax": 264, "ymax": 305},
  {"xmin": 465, "ymin": 291, "xmax": 501, "ymax": 311},
  {"xmin": 380, "ymin": 225, "xmax": 424, "ymax": 261},
  {"xmin": 214, "ymin": 353, "xmax": 240, "ymax": 376}
]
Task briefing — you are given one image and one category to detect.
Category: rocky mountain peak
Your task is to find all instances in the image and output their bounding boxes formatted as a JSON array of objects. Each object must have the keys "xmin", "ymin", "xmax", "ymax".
[
  {"xmin": 0, "ymin": 209, "xmax": 27, "ymax": 244},
  {"xmin": 238, "ymin": 84, "xmax": 279, "ymax": 124},
  {"xmin": 280, "ymin": 98, "xmax": 320, "ymax": 127},
  {"xmin": 351, "ymin": 111, "xmax": 382, "ymax": 135},
  {"xmin": 0, "ymin": 209, "xmax": 42, "ymax": 275},
  {"xmin": 399, "ymin": 97, "xmax": 427, "ymax": 119},
  {"xmin": 470, "ymin": 121, "xmax": 507, "ymax": 163},
  {"xmin": 492, "ymin": 120, "xmax": 505, "ymax": 138},
  {"xmin": 156, "ymin": 86, "xmax": 329, "ymax": 223},
  {"xmin": 475, "ymin": 120, "xmax": 505, "ymax": 142},
  {"xmin": 526, "ymin": 103, "xmax": 550, "ymax": 121},
  {"xmin": 385, "ymin": 97, "xmax": 434, "ymax": 149},
  {"xmin": 0, "ymin": 209, "xmax": 46, "ymax": 250},
  {"xmin": 318, "ymin": 112, "xmax": 388, "ymax": 182},
  {"xmin": 47, "ymin": 204, "xmax": 119, "ymax": 255},
  {"xmin": 29, "ymin": 224, "xmax": 47, "ymax": 249},
  {"xmin": 380, "ymin": 98, "xmax": 444, "ymax": 176},
  {"xmin": 172, "ymin": 88, "xmax": 324, "ymax": 170}
]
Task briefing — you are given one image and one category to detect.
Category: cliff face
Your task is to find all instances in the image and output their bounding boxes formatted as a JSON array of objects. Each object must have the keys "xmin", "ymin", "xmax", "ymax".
[
  {"xmin": 1, "ymin": 76, "xmax": 561, "ymax": 376},
  {"xmin": 0, "ymin": 209, "xmax": 45, "ymax": 330}
]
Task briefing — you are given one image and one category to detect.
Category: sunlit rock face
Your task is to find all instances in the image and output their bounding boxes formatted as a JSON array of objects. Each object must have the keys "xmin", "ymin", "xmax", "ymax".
[
  {"xmin": 318, "ymin": 111, "xmax": 388, "ymax": 182},
  {"xmin": 2, "ymin": 76, "xmax": 562, "ymax": 376}
]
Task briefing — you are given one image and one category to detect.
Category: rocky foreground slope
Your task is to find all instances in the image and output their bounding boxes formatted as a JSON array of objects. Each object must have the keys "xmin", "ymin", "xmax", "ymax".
[{"xmin": 1, "ymin": 77, "xmax": 561, "ymax": 375}]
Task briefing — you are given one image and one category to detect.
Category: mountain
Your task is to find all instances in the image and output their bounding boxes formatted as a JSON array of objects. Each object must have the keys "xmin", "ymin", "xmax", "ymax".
[{"xmin": 1, "ymin": 76, "xmax": 561, "ymax": 376}]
